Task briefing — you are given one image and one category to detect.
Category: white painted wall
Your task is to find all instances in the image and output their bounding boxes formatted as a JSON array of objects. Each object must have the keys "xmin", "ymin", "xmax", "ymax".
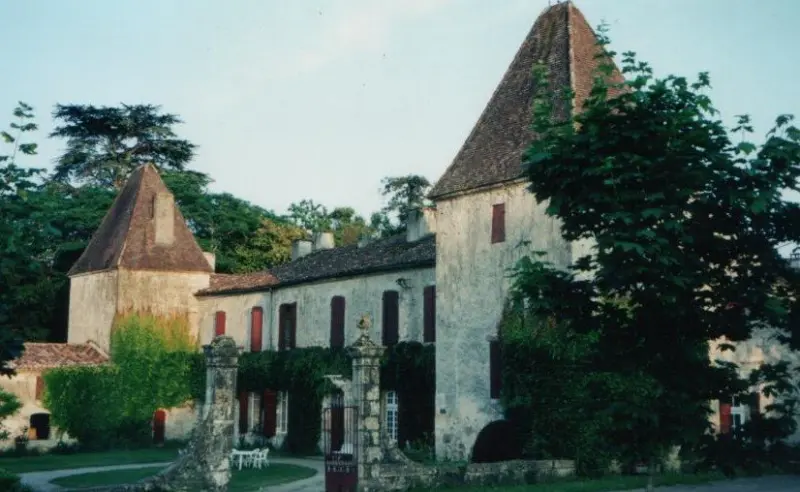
[{"xmin": 433, "ymin": 182, "xmax": 572, "ymax": 461}]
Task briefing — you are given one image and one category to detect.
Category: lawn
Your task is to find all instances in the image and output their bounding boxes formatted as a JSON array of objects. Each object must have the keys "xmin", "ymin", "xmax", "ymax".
[
  {"xmin": 409, "ymin": 472, "xmax": 726, "ymax": 492},
  {"xmin": 0, "ymin": 448, "xmax": 179, "ymax": 474},
  {"xmin": 52, "ymin": 463, "xmax": 316, "ymax": 491}
]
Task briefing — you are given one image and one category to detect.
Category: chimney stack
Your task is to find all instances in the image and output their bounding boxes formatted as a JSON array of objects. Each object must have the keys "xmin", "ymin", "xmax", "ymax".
[
  {"xmin": 312, "ymin": 231, "xmax": 335, "ymax": 251},
  {"xmin": 291, "ymin": 239, "xmax": 313, "ymax": 261},
  {"xmin": 406, "ymin": 207, "xmax": 437, "ymax": 242}
]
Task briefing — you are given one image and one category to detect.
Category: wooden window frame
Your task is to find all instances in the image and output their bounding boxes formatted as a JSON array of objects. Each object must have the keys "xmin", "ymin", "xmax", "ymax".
[{"xmin": 491, "ymin": 203, "xmax": 506, "ymax": 244}]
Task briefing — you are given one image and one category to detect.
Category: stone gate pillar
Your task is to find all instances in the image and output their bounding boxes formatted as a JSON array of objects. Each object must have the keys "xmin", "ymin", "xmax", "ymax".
[
  {"xmin": 348, "ymin": 314, "xmax": 386, "ymax": 485},
  {"xmin": 111, "ymin": 336, "xmax": 239, "ymax": 492}
]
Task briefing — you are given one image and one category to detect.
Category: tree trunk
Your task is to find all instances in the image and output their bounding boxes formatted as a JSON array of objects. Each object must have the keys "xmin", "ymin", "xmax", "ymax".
[{"xmin": 646, "ymin": 456, "xmax": 655, "ymax": 492}]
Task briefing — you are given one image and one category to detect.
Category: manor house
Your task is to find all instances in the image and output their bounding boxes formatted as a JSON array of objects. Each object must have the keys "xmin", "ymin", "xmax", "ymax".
[{"xmin": 3, "ymin": 1, "xmax": 791, "ymax": 458}]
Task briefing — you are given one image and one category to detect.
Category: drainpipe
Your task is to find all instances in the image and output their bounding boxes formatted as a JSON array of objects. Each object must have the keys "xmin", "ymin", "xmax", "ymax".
[{"xmin": 267, "ymin": 289, "xmax": 275, "ymax": 350}]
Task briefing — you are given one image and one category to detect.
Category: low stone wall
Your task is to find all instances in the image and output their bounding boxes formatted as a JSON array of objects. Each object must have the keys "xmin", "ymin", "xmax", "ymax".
[{"xmin": 360, "ymin": 444, "xmax": 575, "ymax": 492}]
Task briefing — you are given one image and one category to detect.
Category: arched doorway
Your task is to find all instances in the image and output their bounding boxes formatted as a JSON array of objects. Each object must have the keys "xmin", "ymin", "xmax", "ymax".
[
  {"xmin": 470, "ymin": 419, "xmax": 523, "ymax": 463},
  {"xmin": 153, "ymin": 409, "xmax": 167, "ymax": 445},
  {"xmin": 29, "ymin": 413, "xmax": 50, "ymax": 440}
]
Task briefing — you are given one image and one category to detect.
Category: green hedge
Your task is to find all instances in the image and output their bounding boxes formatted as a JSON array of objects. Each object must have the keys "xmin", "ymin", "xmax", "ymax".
[{"xmin": 43, "ymin": 312, "xmax": 202, "ymax": 449}]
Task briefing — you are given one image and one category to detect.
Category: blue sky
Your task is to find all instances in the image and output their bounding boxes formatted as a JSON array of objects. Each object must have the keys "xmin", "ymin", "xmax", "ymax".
[{"xmin": 2, "ymin": 0, "xmax": 799, "ymax": 219}]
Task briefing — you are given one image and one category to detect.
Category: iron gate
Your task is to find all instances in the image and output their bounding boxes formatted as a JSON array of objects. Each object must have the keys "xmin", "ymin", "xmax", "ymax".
[{"xmin": 323, "ymin": 395, "xmax": 358, "ymax": 492}]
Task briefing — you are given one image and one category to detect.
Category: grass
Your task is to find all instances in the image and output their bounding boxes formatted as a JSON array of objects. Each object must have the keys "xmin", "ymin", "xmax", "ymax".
[
  {"xmin": 410, "ymin": 472, "xmax": 727, "ymax": 492},
  {"xmin": 0, "ymin": 448, "xmax": 179, "ymax": 474},
  {"xmin": 51, "ymin": 463, "xmax": 316, "ymax": 491}
]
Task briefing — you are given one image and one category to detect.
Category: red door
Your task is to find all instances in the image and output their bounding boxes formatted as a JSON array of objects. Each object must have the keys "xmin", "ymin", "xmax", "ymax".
[{"xmin": 153, "ymin": 409, "xmax": 166, "ymax": 445}]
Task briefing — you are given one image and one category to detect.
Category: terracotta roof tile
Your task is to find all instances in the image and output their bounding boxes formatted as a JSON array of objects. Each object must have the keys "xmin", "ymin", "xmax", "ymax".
[
  {"xmin": 429, "ymin": 1, "xmax": 624, "ymax": 200},
  {"xmin": 197, "ymin": 234, "xmax": 435, "ymax": 296},
  {"xmin": 68, "ymin": 164, "xmax": 213, "ymax": 276},
  {"xmin": 12, "ymin": 343, "xmax": 109, "ymax": 371}
]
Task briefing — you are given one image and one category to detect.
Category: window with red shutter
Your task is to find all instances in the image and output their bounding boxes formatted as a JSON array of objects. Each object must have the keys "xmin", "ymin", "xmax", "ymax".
[
  {"xmin": 382, "ymin": 291, "xmax": 399, "ymax": 346},
  {"xmin": 719, "ymin": 398, "xmax": 732, "ymax": 434},
  {"xmin": 330, "ymin": 296, "xmax": 346, "ymax": 348},
  {"xmin": 279, "ymin": 303, "xmax": 297, "ymax": 350},
  {"xmin": 238, "ymin": 392, "xmax": 249, "ymax": 434},
  {"xmin": 214, "ymin": 311, "xmax": 226, "ymax": 337},
  {"xmin": 489, "ymin": 340, "xmax": 502, "ymax": 399},
  {"xmin": 491, "ymin": 203, "xmax": 506, "ymax": 244},
  {"xmin": 35, "ymin": 376, "xmax": 44, "ymax": 401},
  {"xmin": 262, "ymin": 389, "xmax": 277, "ymax": 437},
  {"xmin": 423, "ymin": 285, "xmax": 436, "ymax": 343},
  {"xmin": 250, "ymin": 307, "xmax": 263, "ymax": 352}
]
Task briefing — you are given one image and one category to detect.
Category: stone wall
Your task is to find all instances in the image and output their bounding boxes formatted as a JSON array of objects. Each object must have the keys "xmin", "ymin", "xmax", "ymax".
[
  {"xmin": 197, "ymin": 267, "xmax": 434, "ymax": 350},
  {"xmin": 434, "ymin": 181, "xmax": 572, "ymax": 460}
]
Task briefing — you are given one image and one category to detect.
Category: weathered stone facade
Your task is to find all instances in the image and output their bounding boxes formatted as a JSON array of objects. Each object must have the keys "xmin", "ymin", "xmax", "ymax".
[{"xmin": 433, "ymin": 182, "xmax": 572, "ymax": 460}]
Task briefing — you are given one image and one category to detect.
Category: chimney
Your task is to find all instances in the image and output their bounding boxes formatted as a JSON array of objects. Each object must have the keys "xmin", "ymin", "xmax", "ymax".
[
  {"xmin": 153, "ymin": 192, "xmax": 175, "ymax": 246},
  {"xmin": 203, "ymin": 252, "xmax": 216, "ymax": 272},
  {"xmin": 406, "ymin": 207, "xmax": 437, "ymax": 242},
  {"xmin": 291, "ymin": 239, "xmax": 313, "ymax": 261},
  {"xmin": 312, "ymin": 231, "xmax": 335, "ymax": 251}
]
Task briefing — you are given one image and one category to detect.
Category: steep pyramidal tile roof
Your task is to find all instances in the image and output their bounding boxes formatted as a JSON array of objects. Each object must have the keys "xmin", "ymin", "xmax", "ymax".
[
  {"xmin": 68, "ymin": 164, "xmax": 213, "ymax": 276},
  {"xmin": 12, "ymin": 343, "xmax": 109, "ymax": 371},
  {"xmin": 429, "ymin": 1, "xmax": 624, "ymax": 200}
]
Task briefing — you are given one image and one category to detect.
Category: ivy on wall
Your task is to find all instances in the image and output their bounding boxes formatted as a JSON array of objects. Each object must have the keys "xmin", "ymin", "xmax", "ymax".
[
  {"xmin": 380, "ymin": 341, "xmax": 435, "ymax": 448},
  {"xmin": 44, "ymin": 312, "xmax": 202, "ymax": 449}
]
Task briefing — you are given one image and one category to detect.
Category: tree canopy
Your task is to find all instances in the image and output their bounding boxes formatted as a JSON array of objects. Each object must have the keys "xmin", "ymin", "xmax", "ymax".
[{"xmin": 504, "ymin": 28, "xmax": 800, "ymax": 475}]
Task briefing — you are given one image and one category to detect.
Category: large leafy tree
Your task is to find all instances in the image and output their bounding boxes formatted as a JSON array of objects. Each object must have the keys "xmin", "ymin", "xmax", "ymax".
[
  {"xmin": 377, "ymin": 174, "xmax": 432, "ymax": 235},
  {"xmin": 508, "ymin": 29, "xmax": 800, "ymax": 478},
  {"xmin": 50, "ymin": 104, "xmax": 196, "ymax": 189}
]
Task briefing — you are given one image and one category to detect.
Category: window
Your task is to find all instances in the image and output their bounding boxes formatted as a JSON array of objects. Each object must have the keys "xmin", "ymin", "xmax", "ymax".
[
  {"xmin": 29, "ymin": 413, "xmax": 50, "ymax": 441},
  {"xmin": 276, "ymin": 392, "xmax": 289, "ymax": 434},
  {"xmin": 382, "ymin": 290, "xmax": 399, "ymax": 346},
  {"xmin": 238, "ymin": 391, "xmax": 249, "ymax": 434},
  {"xmin": 214, "ymin": 311, "xmax": 226, "ymax": 337},
  {"xmin": 491, "ymin": 203, "xmax": 506, "ymax": 244},
  {"xmin": 330, "ymin": 296, "xmax": 346, "ymax": 348},
  {"xmin": 423, "ymin": 286, "xmax": 436, "ymax": 343},
  {"xmin": 385, "ymin": 391, "xmax": 399, "ymax": 442},
  {"xmin": 278, "ymin": 303, "xmax": 297, "ymax": 350},
  {"xmin": 262, "ymin": 390, "xmax": 278, "ymax": 437},
  {"xmin": 248, "ymin": 392, "xmax": 262, "ymax": 433},
  {"xmin": 489, "ymin": 340, "xmax": 502, "ymax": 399},
  {"xmin": 719, "ymin": 393, "xmax": 759, "ymax": 436},
  {"xmin": 250, "ymin": 307, "xmax": 263, "ymax": 352},
  {"xmin": 35, "ymin": 376, "xmax": 44, "ymax": 401}
]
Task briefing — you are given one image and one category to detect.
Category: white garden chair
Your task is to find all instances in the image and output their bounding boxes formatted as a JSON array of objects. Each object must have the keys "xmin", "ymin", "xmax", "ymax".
[{"xmin": 252, "ymin": 448, "xmax": 270, "ymax": 469}]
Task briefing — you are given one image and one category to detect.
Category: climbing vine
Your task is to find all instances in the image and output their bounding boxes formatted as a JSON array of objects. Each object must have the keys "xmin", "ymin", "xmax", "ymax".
[{"xmin": 44, "ymin": 312, "xmax": 202, "ymax": 449}]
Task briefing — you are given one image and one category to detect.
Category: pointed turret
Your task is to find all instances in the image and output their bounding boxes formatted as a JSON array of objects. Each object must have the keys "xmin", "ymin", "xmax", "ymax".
[
  {"xmin": 68, "ymin": 164, "xmax": 212, "ymax": 276},
  {"xmin": 429, "ymin": 1, "xmax": 623, "ymax": 200}
]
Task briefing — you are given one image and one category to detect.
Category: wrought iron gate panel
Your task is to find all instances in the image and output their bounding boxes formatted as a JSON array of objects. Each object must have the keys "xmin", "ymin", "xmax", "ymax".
[{"xmin": 323, "ymin": 394, "xmax": 358, "ymax": 492}]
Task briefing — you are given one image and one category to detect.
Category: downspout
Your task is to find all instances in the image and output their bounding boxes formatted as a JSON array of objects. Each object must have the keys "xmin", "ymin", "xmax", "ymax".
[{"xmin": 267, "ymin": 288, "xmax": 275, "ymax": 350}]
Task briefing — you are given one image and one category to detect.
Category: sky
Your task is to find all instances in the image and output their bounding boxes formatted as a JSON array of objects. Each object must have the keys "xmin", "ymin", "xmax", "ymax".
[{"xmin": 2, "ymin": 0, "xmax": 799, "ymax": 220}]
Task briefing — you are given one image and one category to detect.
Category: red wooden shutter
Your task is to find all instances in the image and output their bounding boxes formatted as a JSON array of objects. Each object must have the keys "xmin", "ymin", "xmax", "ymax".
[
  {"xmin": 215, "ymin": 311, "xmax": 226, "ymax": 337},
  {"xmin": 491, "ymin": 203, "xmax": 506, "ymax": 244},
  {"xmin": 239, "ymin": 392, "xmax": 249, "ymax": 434},
  {"xmin": 489, "ymin": 340, "xmax": 502, "ymax": 399},
  {"xmin": 423, "ymin": 286, "xmax": 436, "ymax": 343},
  {"xmin": 250, "ymin": 307, "xmax": 263, "ymax": 352},
  {"xmin": 330, "ymin": 296, "xmax": 346, "ymax": 348},
  {"xmin": 262, "ymin": 390, "xmax": 277, "ymax": 437},
  {"xmin": 382, "ymin": 291, "xmax": 399, "ymax": 346},
  {"xmin": 719, "ymin": 400, "xmax": 732, "ymax": 434},
  {"xmin": 289, "ymin": 304, "xmax": 297, "ymax": 349},
  {"xmin": 35, "ymin": 376, "xmax": 44, "ymax": 400}
]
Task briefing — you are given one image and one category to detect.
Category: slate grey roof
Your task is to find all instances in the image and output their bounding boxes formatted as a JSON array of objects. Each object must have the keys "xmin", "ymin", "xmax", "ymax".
[
  {"xmin": 429, "ymin": 1, "xmax": 624, "ymax": 200},
  {"xmin": 196, "ymin": 234, "xmax": 435, "ymax": 296}
]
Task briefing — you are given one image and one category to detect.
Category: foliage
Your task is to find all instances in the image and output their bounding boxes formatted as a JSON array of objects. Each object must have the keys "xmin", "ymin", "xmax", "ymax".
[
  {"xmin": 0, "ymin": 467, "xmax": 34, "ymax": 492},
  {"xmin": 236, "ymin": 341, "xmax": 434, "ymax": 455},
  {"xmin": 50, "ymin": 104, "xmax": 196, "ymax": 189},
  {"xmin": 43, "ymin": 312, "xmax": 202, "ymax": 449},
  {"xmin": 510, "ymin": 25, "xmax": 800, "ymax": 474},
  {"xmin": 380, "ymin": 341, "xmax": 435, "ymax": 448},
  {"xmin": 0, "ymin": 102, "xmax": 58, "ymax": 344},
  {"xmin": 232, "ymin": 218, "xmax": 307, "ymax": 272},
  {"xmin": 376, "ymin": 174, "xmax": 433, "ymax": 236},
  {"xmin": 287, "ymin": 200, "xmax": 375, "ymax": 245},
  {"xmin": 0, "ymin": 390, "xmax": 22, "ymax": 441}
]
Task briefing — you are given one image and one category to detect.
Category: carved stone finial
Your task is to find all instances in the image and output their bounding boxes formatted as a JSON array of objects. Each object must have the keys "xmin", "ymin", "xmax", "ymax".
[{"xmin": 357, "ymin": 313, "xmax": 372, "ymax": 332}]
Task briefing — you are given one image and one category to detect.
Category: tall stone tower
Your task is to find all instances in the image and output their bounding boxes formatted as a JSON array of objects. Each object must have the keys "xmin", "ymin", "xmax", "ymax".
[
  {"xmin": 428, "ymin": 1, "xmax": 623, "ymax": 460},
  {"xmin": 67, "ymin": 164, "xmax": 215, "ymax": 353}
]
